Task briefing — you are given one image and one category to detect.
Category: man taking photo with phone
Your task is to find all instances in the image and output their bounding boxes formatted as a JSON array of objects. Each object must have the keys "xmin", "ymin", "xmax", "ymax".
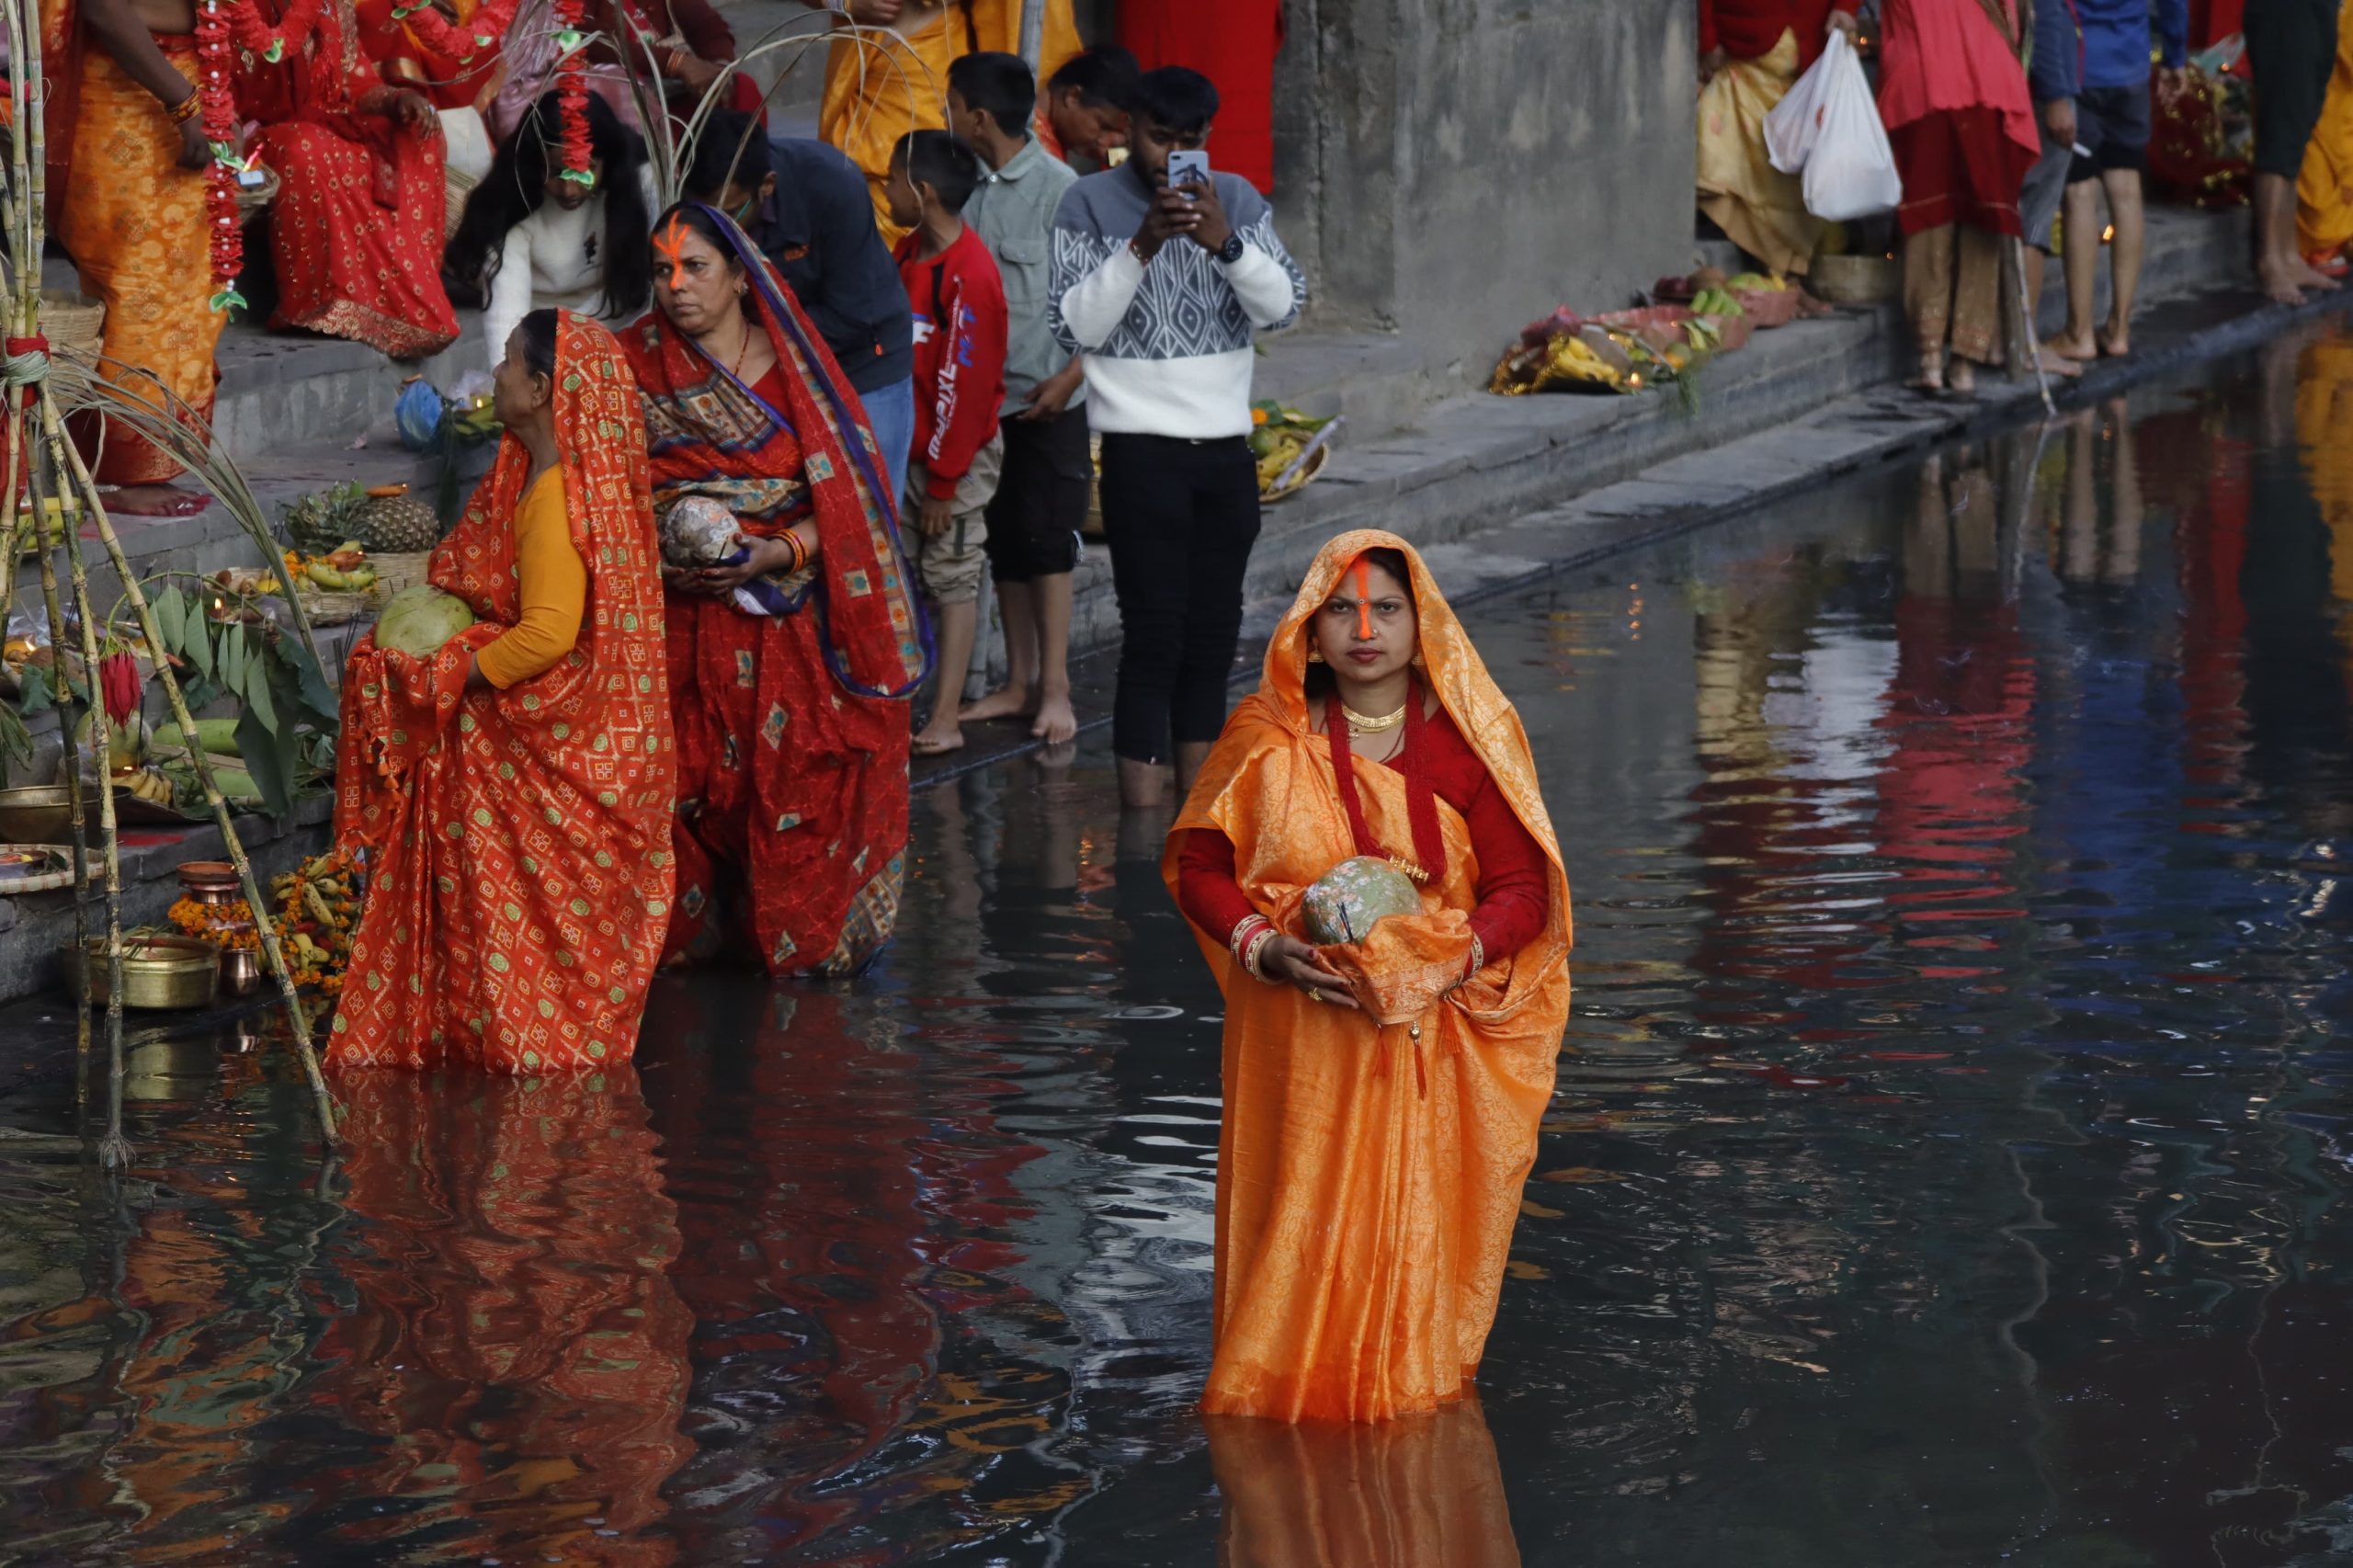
[{"xmin": 1049, "ymin": 66, "xmax": 1308, "ymax": 810}]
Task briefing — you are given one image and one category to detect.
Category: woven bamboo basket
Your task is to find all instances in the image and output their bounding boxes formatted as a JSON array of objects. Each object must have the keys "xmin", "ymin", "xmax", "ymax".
[
  {"xmin": 1259, "ymin": 443, "xmax": 1332, "ymax": 506},
  {"xmin": 367, "ymin": 551, "xmax": 435, "ymax": 597},
  {"xmin": 297, "ymin": 586, "xmax": 381, "ymax": 627},
  {"xmin": 40, "ymin": 292, "xmax": 105, "ymax": 358}
]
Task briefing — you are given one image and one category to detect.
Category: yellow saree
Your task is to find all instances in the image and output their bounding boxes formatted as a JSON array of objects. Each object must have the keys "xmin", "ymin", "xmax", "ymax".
[
  {"xmin": 1697, "ymin": 29, "xmax": 1824, "ymax": 278},
  {"xmin": 2296, "ymin": 0, "xmax": 2353, "ymax": 261},
  {"xmin": 819, "ymin": 0, "xmax": 1080, "ymax": 244},
  {"xmin": 1163, "ymin": 529, "xmax": 1574, "ymax": 1424}
]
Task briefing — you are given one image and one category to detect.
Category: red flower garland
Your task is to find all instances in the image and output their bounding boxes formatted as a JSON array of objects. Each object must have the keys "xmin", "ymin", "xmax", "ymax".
[
  {"xmin": 389, "ymin": 0, "xmax": 522, "ymax": 71},
  {"xmin": 190, "ymin": 0, "xmax": 331, "ymax": 308},
  {"xmin": 553, "ymin": 0, "xmax": 594, "ymax": 184}
]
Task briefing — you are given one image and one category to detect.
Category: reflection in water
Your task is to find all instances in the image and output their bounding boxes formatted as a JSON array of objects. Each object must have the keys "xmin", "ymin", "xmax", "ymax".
[
  {"xmin": 16, "ymin": 324, "xmax": 2353, "ymax": 1564},
  {"xmin": 307, "ymin": 1069, "xmax": 692, "ymax": 1564},
  {"xmin": 1209, "ymin": 1402, "xmax": 1519, "ymax": 1568}
]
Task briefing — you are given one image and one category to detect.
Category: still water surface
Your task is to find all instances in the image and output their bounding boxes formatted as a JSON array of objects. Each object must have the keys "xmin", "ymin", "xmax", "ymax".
[{"xmin": 10, "ymin": 327, "xmax": 2353, "ymax": 1565}]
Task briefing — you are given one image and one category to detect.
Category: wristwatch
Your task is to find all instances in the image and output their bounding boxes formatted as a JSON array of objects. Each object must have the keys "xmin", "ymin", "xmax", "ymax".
[{"xmin": 1215, "ymin": 233, "xmax": 1245, "ymax": 265}]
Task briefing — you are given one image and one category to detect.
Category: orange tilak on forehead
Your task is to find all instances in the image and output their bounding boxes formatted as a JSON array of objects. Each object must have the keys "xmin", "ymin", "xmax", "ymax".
[
  {"xmin": 655, "ymin": 216, "xmax": 695, "ymax": 291},
  {"xmin": 1351, "ymin": 558, "xmax": 1373, "ymax": 638}
]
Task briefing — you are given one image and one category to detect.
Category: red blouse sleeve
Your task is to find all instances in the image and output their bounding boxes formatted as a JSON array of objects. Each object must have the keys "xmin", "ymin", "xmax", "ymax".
[
  {"xmin": 1175, "ymin": 828, "xmax": 1260, "ymax": 949},
  {"xmin": 1422, "ymin": 711, "xmax": 1552, "ymax": 965}
]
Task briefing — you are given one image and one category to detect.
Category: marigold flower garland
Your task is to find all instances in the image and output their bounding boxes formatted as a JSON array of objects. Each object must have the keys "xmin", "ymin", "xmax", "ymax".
[
  {"xmin": 194, "ymin": 0, "xmax": 328, "ymax": 310},
  {"xmin": 388, "ymin": 0, "xmax": 523, "ymax": 70},
  {"xmin": 552, "ymin": 0, "xmax": 595, "ymax": 184}
]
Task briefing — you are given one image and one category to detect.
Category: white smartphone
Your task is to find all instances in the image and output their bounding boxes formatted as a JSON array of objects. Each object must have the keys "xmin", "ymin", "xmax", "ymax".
[{"xmin": 1166, "ymin": 149, "xmax": 1211, "ymax": 196}]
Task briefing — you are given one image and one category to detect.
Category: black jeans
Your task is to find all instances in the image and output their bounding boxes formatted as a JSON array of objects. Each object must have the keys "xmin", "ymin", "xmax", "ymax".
[{"xmin": 1097, "ymin": 433, "xmax": 1262, "ymax": 764}]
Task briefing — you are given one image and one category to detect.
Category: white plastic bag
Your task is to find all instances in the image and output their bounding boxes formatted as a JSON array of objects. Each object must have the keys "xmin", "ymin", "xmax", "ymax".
[
  {"xmin": 1762, "ymin": 30, "xmax": 1904, "ymax": 221},
  {"xmin": 1762, "ymin": 32, "xmax": 1837, "ymax": 175}
]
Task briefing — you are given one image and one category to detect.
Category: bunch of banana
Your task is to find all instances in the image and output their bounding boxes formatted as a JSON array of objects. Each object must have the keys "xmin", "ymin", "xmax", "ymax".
[
  {"xmin": 282, "ymin": 542, "xmax": 380, "ymax": 594},
  {"xmin": 1724, "ymin": 272, "xmax": 1790, "ymax": 292},
  {"xmin": 1541, "ymin": 333, "xmax": 1626, "ymax": 390},
  {"xmin": 1689, "ymin": 285, "xmax": 1745, "ymax": 319},
  {"xmin": 124, "ymin": 767, "xmax": 176, "ymax": 806}
]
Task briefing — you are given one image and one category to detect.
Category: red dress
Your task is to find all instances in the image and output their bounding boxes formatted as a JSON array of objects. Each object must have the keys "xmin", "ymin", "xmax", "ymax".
[
  {"xmin": 1119, "ymin": 0, "xmax": 1283, "ymax": 193},
  {"xmin": 246, "ymin": 0, "xmax": 460, "ymax": 357},
  {"xmin": 622, "ymin": 212, "xmax": 932, "ymax": 978}
]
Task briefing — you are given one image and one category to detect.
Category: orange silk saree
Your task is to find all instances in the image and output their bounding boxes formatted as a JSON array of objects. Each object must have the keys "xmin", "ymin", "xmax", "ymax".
[
  {"xmin": 331, "ymin": 312, "xmax": 676, "ymax": 1072},
  {"xmin": 1164, "ymin": 529, "xmax": 1574, "ymax": 1423}
]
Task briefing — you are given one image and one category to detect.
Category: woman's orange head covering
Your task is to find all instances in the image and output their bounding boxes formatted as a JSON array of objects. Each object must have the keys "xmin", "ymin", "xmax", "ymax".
[{"xmin": 1256, "ymin": 529, "xmax": 1566, "ymax": 877}]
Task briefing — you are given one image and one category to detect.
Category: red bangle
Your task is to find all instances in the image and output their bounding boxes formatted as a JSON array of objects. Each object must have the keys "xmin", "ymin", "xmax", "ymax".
[{"xmin": 166, "ymin": 91, "xmax": 201, "ymax": 125}]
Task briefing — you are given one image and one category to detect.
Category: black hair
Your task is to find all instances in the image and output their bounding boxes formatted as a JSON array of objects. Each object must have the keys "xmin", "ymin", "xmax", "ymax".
[
  {"xmin": 682, "ymin": 108, "xmax": 774, "ymax": 202},
  {"xmin": 444, "ymin": 91, "xmax": 652, "ymax": 320},
  {"xmin": 517, "ymin": 307, "xmax": 560, "ymax": 380},
  {"xmin": 1302, "ymin": 547, "xmax": 1415, "ymax": 700},
  {"xmin": 948, "ymin": 51, "xmax": 1037, "ymax": 141},
  {"xmin": 892, "ymin": 130, "xmax": 985, "ymax": 215},
  {"xmin": 1131, "ymin": 65, "xmax": 1220, "ymax": 136},
  {"xmin": 1046, "ymin": 43, "xmax": 1139, "ymax": 110}
]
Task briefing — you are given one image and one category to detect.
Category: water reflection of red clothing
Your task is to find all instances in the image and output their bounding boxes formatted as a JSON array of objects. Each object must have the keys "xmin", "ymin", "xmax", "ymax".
[
  {"xmin": 1174, "ymin": 704, "xmax": 1552, "ymax": 962},
  {"xmin": 314, "ymin": 1070, "xmax": 692, "ymax": 1564},
  {"xmin": 245, "ymin": 0, "xmax": 460, "ymax": 356}
]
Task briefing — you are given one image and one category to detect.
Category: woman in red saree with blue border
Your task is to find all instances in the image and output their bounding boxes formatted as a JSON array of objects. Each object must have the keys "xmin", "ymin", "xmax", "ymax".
[{"xmin": 622, "ymin": 202, "xmax": 932, "ymax": 977}]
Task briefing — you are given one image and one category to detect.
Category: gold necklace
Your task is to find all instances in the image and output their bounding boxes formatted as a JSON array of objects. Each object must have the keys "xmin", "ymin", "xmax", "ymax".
[{"xmin": 1341, "ymin": 700, "xmax": 1406, "ymax": 734}]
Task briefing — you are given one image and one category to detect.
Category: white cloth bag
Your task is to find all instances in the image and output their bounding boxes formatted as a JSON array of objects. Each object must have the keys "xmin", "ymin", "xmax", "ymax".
[{"xmin": 1762, "ymin": 30, "xmax": 1903, "ymax": 222}]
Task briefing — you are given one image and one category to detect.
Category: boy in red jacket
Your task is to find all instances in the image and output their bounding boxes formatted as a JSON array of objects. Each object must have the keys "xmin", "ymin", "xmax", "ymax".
[{"xmin": 891, "ymin": 130, "xmax": 1009, "ymax": 757}]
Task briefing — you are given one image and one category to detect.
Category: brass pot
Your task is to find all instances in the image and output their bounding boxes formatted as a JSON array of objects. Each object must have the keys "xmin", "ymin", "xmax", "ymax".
[
  {"xmin": 218, "ymin": 944, "xmax": 265, "ymax": 998},
  {"xmin": 0, "ymin": 785, "xmax": 74, "ymax": 846},
  {"xmin": 67, "ymin": 934, "xmax": 219, "ymax": 1010}
]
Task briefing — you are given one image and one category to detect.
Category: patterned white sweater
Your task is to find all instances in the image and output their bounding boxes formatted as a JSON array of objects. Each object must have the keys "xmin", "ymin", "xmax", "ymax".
[{"xmin": 1047, "ymin": 166, "xmax": 1306, "ymax": 439}]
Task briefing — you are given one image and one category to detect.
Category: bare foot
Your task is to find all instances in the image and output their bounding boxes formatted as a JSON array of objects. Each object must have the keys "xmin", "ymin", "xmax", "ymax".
[
  {"xmin": 960, "ymin": 684, "xmax": 1037, "ymax": 723},
  {"xmin": 2260, "ymin": 259, "xmax": 2312, "ymax": 305},
  {"xmin": 1029, "ymin": 690, "xmax": 1077, "ymax": 746},
  {"xmin": 912, "ymin": 724, "xmax": 965, "ymax": 756},
  {"xmin": 2297, "ymin": 258, "xmax": 2344, "ymax": 293},
  {"xmin": 2050, "ymin": 328, "xmax": 2099, "ymax": 362},
  {"xmin": 2036, "ymin": 347, "xmax": 2084, "ymax": 380},
  {"xmin": 104, "ymin": 483, "xmax": 211, "ymax": 517},
  {"xmin": 1947, "ymin": 358, "xmax": 1977, "ymax": 396},
  {"xmin": 2098, "ymin": 327, "xmax": 2131, "ymax": 358}
]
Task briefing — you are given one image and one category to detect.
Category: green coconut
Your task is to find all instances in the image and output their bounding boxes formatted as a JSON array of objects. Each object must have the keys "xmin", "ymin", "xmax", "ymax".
[
  {"xmin": 1302, "ymin": 856, "xmax": 1423, "ymax": 945},
  {"xmin": 375, "ymin": 585, "xmax": 476, "ymax": 657}
]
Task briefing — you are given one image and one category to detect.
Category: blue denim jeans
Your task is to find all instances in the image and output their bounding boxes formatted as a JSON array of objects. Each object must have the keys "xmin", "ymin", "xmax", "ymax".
[{"xmin": 859, "ymin": 376, "xmax": 916, "ymax": 513}]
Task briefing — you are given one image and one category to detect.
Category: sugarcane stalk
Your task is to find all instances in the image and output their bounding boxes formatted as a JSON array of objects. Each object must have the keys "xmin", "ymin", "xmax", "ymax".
[
  {"xmin": 38, "ymin": 421, "xmax": 131, "ymax": 1167},
  {"xmin": 42, "ymin": 404, "xmax": 340, "ymax": 1148}
]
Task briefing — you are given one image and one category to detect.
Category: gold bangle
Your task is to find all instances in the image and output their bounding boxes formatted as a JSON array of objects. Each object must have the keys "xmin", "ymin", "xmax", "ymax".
[{"xmin": 166, "ymin": 91, "xmax": 202, "ymax": 125}]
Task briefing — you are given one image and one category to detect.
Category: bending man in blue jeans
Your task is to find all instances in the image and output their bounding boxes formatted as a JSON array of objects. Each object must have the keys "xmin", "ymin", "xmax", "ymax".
[
  {"xmin": 1049, "ymin": 66, "xmax": 1307, "ymax": 809},
  {"xmin": 687, "ymin": 109, "xmax": 921, "ymax": 501}
]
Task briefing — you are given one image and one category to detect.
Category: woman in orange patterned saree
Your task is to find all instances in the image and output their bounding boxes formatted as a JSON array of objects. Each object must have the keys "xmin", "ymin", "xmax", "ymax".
[
  {"xmin": 1165, "ymin": 530, "xmax": 1574, "ymax": 1423},
  {"xmin": 331, "ymin": 309, "xmax": 676, "ymax": 1072}
]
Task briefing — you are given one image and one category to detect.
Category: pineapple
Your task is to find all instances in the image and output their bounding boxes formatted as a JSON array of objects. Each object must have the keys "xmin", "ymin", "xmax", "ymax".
[
  {"xmin": 280, "ymin": 481, "xmax": 367, "ymax": 557},
  {"xmin": 358, "ymin": 485, "xmax": 442, "ymax": 554}
]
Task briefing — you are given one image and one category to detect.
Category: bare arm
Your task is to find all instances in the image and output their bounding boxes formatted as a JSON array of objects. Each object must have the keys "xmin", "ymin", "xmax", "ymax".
[{"xmin": 79, "ymin": 0, "xmax": 208, "ymax": 170}]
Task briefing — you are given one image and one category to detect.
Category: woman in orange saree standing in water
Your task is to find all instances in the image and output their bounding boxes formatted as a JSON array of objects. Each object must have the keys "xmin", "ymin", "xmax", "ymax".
[
  {"xmin": 1166, "ymin": 530, "xmax": 1574, "ymax": 1423},
  {"xmin": 332, "ymin": 309, "xmax": 676, "ymax": 1072},
  {"xmin": 623, "ymin": 203, "xmax": 931, "ymax": 977}
]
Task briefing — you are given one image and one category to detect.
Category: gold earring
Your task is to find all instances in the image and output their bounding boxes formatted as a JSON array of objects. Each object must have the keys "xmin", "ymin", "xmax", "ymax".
[{"xmin": 1305, "ymin": 646, "xmax": 1324, "ymax": 663}]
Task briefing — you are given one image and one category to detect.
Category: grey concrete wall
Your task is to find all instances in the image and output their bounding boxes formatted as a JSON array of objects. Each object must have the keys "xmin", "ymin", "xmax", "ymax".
[{"xmin": 1275, "ymin": 0, "xmax": 1696, "ymax": 366}]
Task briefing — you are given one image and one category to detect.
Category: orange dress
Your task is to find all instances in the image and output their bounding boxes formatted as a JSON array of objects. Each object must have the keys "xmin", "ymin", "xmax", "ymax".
[
  {"xmin": 331, "ymin": 312, "xmax": 676, "ymax": 1072},
  {"xmin": 1164, "ymin": 528, "xmax": 1574, "ymax": 1423}
]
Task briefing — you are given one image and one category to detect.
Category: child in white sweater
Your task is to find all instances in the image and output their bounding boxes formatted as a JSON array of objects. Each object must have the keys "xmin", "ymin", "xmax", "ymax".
[{"xmin": 444, "ymin": 91, "xmax": 659, "ymax": 371}]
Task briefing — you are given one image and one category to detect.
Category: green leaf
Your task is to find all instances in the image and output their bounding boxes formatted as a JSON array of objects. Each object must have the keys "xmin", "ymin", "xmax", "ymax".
[
  {"xmin": 222, "ymin": 626, "xmax": 246, "ymax": 697},
  {"xmin": 274, "ymin": 635, "xmax": 339, "ymax": 728},
  {"xmin": 181, "ymin": 676, "xmax": 222, "ymax": 712},
  {"xmin": 153, "ymin": 586, "xmax": 185, "ymax": 658},
  {"xmin": 17, "ymin": 663, "xmax": 52, "ymax": 715},
  {"xmin": 0, "ymin": 699, "xmax": 31, "ymax": 783},
  {"xmin": 233, "ymin": 706, "xmax": 297, "ymax": 819},
  {"xmin": 188, "ymin": 621, "xmax": 214, "ymax": 681},
  {"xmin": 243, "ymin": 646, "xmax": 278, "ymax": 734}
]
